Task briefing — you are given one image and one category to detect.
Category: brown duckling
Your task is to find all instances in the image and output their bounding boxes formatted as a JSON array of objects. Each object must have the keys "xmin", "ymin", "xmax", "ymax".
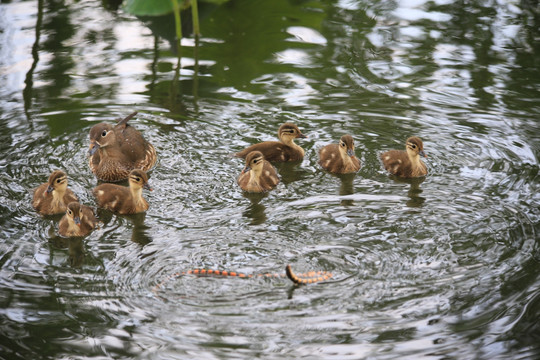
[
  {"xmin": 32, "ymin": 170, "xmax": 79, "ymax": 215},
  {"xmin": 237, "ymin": 151, "xmax": 280, "ymax": 193},
  {"xmin": 58, "ymin": 202, "xmax": 98, "ymax": 237},
  {"xmin": 93, "ymin": 169, "xmax": 152, "ymax": 214},
  {"xmin": 88, "ymin": 111, "xmax": 157, "ymax": 182},
  {"xmin": 235, "ymin": 123, "xmax": 307, "ymax": 162},
  {"xmin": 380, "ymin": 136, "xmax": 428, "ymax": 178},
  {"xmin": 319, "ymin": 135, "xmax": 361, "ymax": 174}
]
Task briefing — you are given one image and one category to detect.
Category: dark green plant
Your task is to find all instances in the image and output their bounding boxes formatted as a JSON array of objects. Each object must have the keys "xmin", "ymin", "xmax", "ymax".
[{"xmin": 123, "ymin": 0, "xmax": 229, "ymax": 38}]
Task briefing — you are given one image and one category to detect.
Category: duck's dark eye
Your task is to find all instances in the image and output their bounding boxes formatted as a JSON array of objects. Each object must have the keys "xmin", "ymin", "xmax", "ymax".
[
  {"xmin": 135, "ymin": 177, "xmax": 141, "ymax": 182},
  {"xmin": 56, "ymin": 179, "xmax": 62, "ymax": 183},
  {"xmin": 411, "ymin": 144, "xmax": 417, "ymax": 149},
  {"xmin": 101, "ymin": 130, "xmax": 108, "ymax": 137},
  {"xmin": 68, "ymin": 210, "xmax": 72, "ymax": 215},
  {"xmin": 340, "ymin": 142, "xmax": 345, "ymax": 147}
]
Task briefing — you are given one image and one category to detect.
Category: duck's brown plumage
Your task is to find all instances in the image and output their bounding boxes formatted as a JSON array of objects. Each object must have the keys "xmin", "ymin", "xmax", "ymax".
[
  {"xmin": 235, "ymin": 123, "xmax": 307, "ymax": 162},
  {"xmin": 88, "ymin": 111, "xmax": 157, "ymax": 182},
  {"xmin": 93, "ymin": 169, "xmax": 152, "ymax": 214},
  {"xmin": 380, "ymin": 136, "xmax": 427, "ymax": 178},
  {"xmin": 237, "ymin": 151, "xmax": 279, "ymax": 193},
  {"xmin": 32, "ymin": 170, "xmax": 79, "ymax": 215},
  {"xmin": 59, "ymin": 202, "xmax": 98, "ymax": 237},
  {"xmin": 318, "ymin": 134, "xmax": 361, "ymax": 174}
]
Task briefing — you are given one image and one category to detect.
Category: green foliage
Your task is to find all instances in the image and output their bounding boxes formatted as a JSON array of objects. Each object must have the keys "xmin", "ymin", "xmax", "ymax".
[
  {"xmin": 123, "ymin": 0, "xmax": 228, "ymax": 16},
  {"xmin": 124, "ymin": 0, "xmax": 175, "ymax": 16}
]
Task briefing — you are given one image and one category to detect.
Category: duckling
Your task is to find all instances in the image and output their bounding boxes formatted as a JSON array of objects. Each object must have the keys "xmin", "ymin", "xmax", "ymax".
[
  {"xmin": 237, "ymin": 151, "xmax": 280, "ymax": 193},
  {"xmin": 380, "ymin": 136, "xmax": 427, "ymax": 178},
  {"xmin": 318, "ymin": 135, "xmax": 361, "ymax": 174},
  {"xmin": 32, "ymin": 170, "xmax": 79, "ymax": 215},
  {"xmin": 93, "ymin": 169, "xmax": 152, "ymax": 214},
  {"xmin": 88, "ymin": 111, "xmax": 157, "ymax": 182},
  {"xmin": 235, "ymin": 123, "xmax": 307, "ymax": 162},
  {"xmin": 58, "ymin": 202, "xmax": 98, "ymax": 237}
]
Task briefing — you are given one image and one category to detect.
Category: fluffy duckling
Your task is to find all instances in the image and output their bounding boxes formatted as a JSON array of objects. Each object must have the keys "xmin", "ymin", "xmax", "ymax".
[
  {"xmin": 319, "ymin": 135, "xmax": 361, "ymax": 174},
  {"xmin": 380, "ymin": 136, "xmax": 427, "ymax": 178},
  {"xmin": 32, "ymin": 170, "xmax": 79, "ymax": 215},
  {"xmin": 88, "ymin": 111, "xmax": 157, "ymax": 182},
  {"xmin": 235, "ymin": 123, "xmax": 307, "ymax": 162},
  {"xmin": 58, "ymin": 202, "xmax": 98, "ymax": 237},
  {"xmin": 93, "ymin": 169, "xmax": 152, "ymax": 214},
  {"xmin": 237, "ymin": 151, "xmax": 279, "ymax": 193}
]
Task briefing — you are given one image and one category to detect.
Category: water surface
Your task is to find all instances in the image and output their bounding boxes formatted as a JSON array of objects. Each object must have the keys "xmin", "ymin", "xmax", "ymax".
[{"xmin": 0, "ymin": 0, "xmax": 539, "ymax": 358}]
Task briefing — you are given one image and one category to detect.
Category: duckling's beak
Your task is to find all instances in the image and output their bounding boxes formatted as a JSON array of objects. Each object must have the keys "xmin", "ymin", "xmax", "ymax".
[
  {"xmin": 419, "ymin": 150, "xmax": 427, "ymax": 158},
  {"xmin": 74, "ymin": 216, "xmax": 81, "ymax": 226},
  {"xmin": 46, "ymin": 185, "xmax": 54, "ymax": 194},
  {"xmin": 241, "ymin": 166, "xmax": 251, "ymax": 174},
  {"xmin": 89, "ymin": 141, "xmax": 99, "ymax": 155},
  {"xmin": 297, "ymin": 133, "xmax": 307, "ymax": 139},
  {"xmin": 347, "ymin": 149, "xmax": 354, "ymax": 157},
  {"xmin": 144, "ymin": 183, "xmax": 153, "ymax": 191}
]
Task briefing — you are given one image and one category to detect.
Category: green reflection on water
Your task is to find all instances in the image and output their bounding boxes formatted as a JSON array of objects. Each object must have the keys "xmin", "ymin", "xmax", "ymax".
[{"xmin": 0, "ymin": 0, "xmax": 539, "ymax": 359}]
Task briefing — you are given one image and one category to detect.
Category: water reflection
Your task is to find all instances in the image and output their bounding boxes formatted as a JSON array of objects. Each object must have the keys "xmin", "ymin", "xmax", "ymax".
[
  {"xmin": 320, "ymin": 171, "xmax": 358, "ymax": 206},
  {"xmin": 128, "ymin": 212, "xmax": 152, "ymax": 245},
  {"xmin": 387, "ymin": 175, "xmax": 426, "ymax": 208},
  {"xmin": 1, "ymin": 0, "xmax": 539, "ymax": 358},
  {"xmin": 97, "ymin": 209, "xmax": 152, "ymax": 246},
  {"xmin": 241, "ymin": 192, "xmax": 268, "ymax": 225},
  {"xmin": 273, "ymin": 160, "xmax": 308, "ymax": 184},
  {"xmin": 22, "ymin": 0, "xmax": 43, "ymax": 117},
  {"xmin": 49, "ymin": 237, "xmax": 85, "ymax": 267}
]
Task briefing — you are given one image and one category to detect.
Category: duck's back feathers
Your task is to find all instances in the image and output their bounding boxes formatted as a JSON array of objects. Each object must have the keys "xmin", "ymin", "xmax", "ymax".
[
  {"xmin": 235, "ymin": 123, "xmax": 306, "ymax": 162},
  {"xmin": 235, "ymin": 141, "xmax": 303, "ymax": 162}
]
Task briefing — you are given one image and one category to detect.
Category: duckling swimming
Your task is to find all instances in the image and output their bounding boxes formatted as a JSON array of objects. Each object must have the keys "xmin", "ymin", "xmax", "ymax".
[
  {"xmin": 237, "ymin": 151, "xmax": 279, "ymax": 193},
  {"xmin": 58, "ymin": 202, "xmax": 97, "ymax": 237},
  {"xmin": 93, "ymin": 169, "xmax": 152, "ymax": 214},
  {"xmin": 319, "ymin": 134, "xmax": 361, "ymax": 174},
  {"xmin": 380, "ymin": 136, "xmax": 427, "ymax": 178},
  {"xmin": 32, "ymin": 170, "xmax": 78, "ymax": 215},
  {"xmin": 235, "ymin": 123, "xmax": 307, "ymax": 162}
]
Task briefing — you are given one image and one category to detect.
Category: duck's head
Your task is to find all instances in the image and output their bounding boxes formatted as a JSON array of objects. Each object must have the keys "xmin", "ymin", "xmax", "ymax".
[
  {"xmin": 129, "ymin": 169, "xmax": 152, "ymax": 191},
  {"xmin": 406, "ymin": 136, "xmax": 427, "ymax": 158},
  {"xmin": 242, "ymin": 151, "xmax": 265, "ymax": 174},
  {"xmin": 66, "ymin": 202, "xmax": 83, "ymax": 227},
  {"xmin": 88, "ymin": 123, "xmax": 116, "ymax": 155},
  {"xmin": 339, "ymin": 135, "xmax": 356, "ymax": 157},
  {"xmin": 278, "ymin": 123, "xmax": 307, "ymax": 142},
  {"xmin": 47, "ymin": 170, "xmax": 68, "ymax": 194}
]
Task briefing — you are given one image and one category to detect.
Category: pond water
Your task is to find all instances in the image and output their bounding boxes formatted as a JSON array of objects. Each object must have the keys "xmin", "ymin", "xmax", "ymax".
[{"xmin": 1, "ymin": 0, "xmax": 539, "ymax": 358}]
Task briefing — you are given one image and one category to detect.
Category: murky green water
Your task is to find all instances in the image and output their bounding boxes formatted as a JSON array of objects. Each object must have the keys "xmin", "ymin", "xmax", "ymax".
[{"xmin": 1, "ymin": 0, "xmax": 539, "ymax": 358}]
